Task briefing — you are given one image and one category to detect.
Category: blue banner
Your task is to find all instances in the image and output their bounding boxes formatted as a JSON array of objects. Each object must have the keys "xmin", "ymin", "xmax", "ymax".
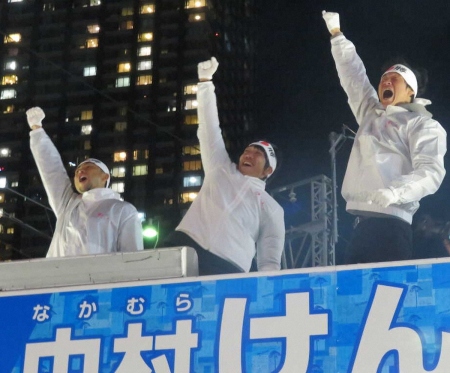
[{"xmin": 2, "ymin": 259, "xmax": 450, "ymax": 372}]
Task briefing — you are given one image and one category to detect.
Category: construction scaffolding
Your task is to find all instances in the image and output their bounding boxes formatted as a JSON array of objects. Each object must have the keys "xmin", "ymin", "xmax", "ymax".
[{"xmin": 271, "ymin": 174, "xmax": 336, "ymax": 269}]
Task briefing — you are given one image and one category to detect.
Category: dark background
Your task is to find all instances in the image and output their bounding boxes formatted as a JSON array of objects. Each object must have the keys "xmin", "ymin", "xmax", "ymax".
[{"xmin": 255, "ymin": 0, "xmax": 450, "ymax": 259}]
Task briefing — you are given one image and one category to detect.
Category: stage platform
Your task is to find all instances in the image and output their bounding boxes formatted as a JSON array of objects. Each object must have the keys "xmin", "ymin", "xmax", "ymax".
[{"xmin": 1, "ymin": 249, "xmax": 449, "ymax": 372}]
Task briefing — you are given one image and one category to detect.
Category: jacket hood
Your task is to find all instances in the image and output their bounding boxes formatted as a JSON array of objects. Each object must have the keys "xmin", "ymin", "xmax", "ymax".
[{"xmin": 398, "ymin": 99, "xmax": 433, "ymax": 118}]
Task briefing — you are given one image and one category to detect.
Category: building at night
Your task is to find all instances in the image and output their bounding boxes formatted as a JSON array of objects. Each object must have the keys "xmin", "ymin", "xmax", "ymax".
[{"xmin": 0, "ymin": 0, "xmax": 256, "ymax": 259}]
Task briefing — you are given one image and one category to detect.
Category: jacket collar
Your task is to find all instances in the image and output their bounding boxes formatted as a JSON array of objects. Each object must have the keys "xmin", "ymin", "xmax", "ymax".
[
  {"xmin": 375, "ymin": 98, "xmax": 433, "ymax": 118},
  {"xmin": 82, "ymin": 188, "xmax": 121, "ymax": 202},
  {"xmin": 244, "ymin": 175, "xmax": 266, "ymax": 190}
]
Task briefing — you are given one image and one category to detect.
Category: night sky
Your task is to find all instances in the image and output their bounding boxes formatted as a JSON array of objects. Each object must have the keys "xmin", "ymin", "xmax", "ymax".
[{"xmin": 255, "ymin": 0, "xmax": 450, "ymax": 253}]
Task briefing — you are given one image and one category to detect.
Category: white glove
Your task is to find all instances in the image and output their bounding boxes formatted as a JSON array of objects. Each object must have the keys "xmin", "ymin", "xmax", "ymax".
[
  {"xmin": 322, "ymin": 11, "xmax": 340, "ymax": 33},
  {"xmin": 26, "ymin": 107, "xmax": 45, "ymax": 129},
  {"xmin": 198, "ymin": 57, "xmax": 219, "ymax": 81},
  {"xmin": 367, "ymin": 188, "xmax": 399, "ymax": 208}
]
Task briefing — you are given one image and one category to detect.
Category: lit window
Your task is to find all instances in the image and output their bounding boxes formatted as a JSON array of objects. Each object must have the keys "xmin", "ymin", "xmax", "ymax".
[
  {"xmin": 183, "ymin": 145, "xmax": 200, "ymax": 155},
  {"xmin": 155, "ymin": 167, "xmax": 163, "ymax": 174},
  {"xmin": 4, "ymin": 61, "xmax": 17, "ymax": 70},
  {"xmin": 137, "ymin": 75, "xmax": 152, "ymax": 85},
  {"xmin": 183, "ymin": 175, "xmax": 202, "ymax": 187},
  {"xmin": 138, "ymin": 46, "xmax": 151, "ymax": 56},
  {"xmin": 87, "ymin": 24, "xmax": 100, "ymax": 33},
  {"xmin": 0, "ymin": 148, "xmax": 11, "ymax": 157},
  {"xmin": 2, "ymin": 75, "xmax": 18, "ymax": 85},
  {"xmin": 114, "ymin": 151, "xmax": 127, "ymax": 162},
  {"xmin": 183, "ymin": 160, "xmax": 202, "ymax": 171},
  {"xmin": 84, "ymin": 140, "xmax": 91, "ymax": 150},
  {"xmin": 122, "ymin": 7, "xmax": 134, "ymax": 16},
  {"xmin": 0, "ymin": 193, "xmax": 4, "ymax": 203},
  {"xmin": 81, "ymin": 110, "xmax": 93, "ymax": 120},
  {"xmin": 0, "ymin": 177, "xmax": 6, "ymax": 188},
  {"xmin": 0, "ymin": 89, "xmax": 16, "ymax": 100},
  {"xmin": 184, "ymin": 100, "xmax": 198, "ymax": 110},
  {"xmin": 133, "ymin": 150, "xmax": 149, "ymax": 160},
  {"xmin": 180, "ymin": 192, "xmax": 198, "ymax": 203},
  {"xmin": 184, "ymin": 114, "xmax": 198, "ymax": 125},
  {"xmin": 90, "ymin": 0, "xmax": 101, "ymax": 5},
  {"xmin": 83, "ymin": 66, "xmax": 96, "ymax": 77},
  {"xmin": 138, "ymin": 33, "xmax": 153, "ymax": 42},
  {"xmin": 111, "ymin": 182, "xmax": 125, "ymax": 193},
  {"xmin": 120, "ymin": 21, "xmax": 134, "ymax": 30},
  {"xmin": 118, "ymin": 62, "xmax": 131, "ymax": 73},
  {"xmin": 111, "ymin": 167, "xmax": 126, "ymax": 177},
  {"xmin": 184, "ymin": 84, "xmax": 198, "ymax": 95},
  {"xmin": 9, "ymin": 0, "xmax": 24, "ymax": 2},
  {"xmin": 10, "ymin": 181, "xmax": 18, "ymax": 187},
  {"xmin": 184, "ymin": 114, "xmax": 199, "ymax": 125},
  {"xmin": 3, "ymin": 105, "xmax": 14, "ymax": 114},
  {"xmin": 115, "ymin": 122, "xmax": 127, "ymax": 132},
  {"xmin": 133, "ymin": 165, "xmax": 148, "ymax": 176},
  {"xmin": 188, "ymin": 13, "xmax": 205, "ymax": 22},
  {"xmin": 7, "ymin": 227, "xmax": 14, "ymax": 234},
  {"xmin": 185, "ymin": 0, "xmax": 205, "ymax": 9},
  {"xmin": 137, "ymin": 60, "xmax": 152, "ymax": 71},
  {"xmin": 86, "ymin": 38, "xmax": 98, "ymax": 48},
  {"xmin": 140, "ymin": 4, "xmax": 154, "ymax": 14},
  {"xmin": 116, "ymin": 77, "xmax": 130, "ymax": 87},
  {"xmin": 4, "ymin": 34, "xmax": 21, "ymax": 43},
  {"xmin": 81, "ymin": 125, "xmax": 92, "ymax": 135}
]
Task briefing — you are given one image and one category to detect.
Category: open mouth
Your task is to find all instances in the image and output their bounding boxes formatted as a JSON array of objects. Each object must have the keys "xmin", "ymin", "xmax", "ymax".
[
  {"xmin": 79, "ymin": 176, "xmax": 87, "ymax": 182},
  {"xmin": 243, "ymin": 162, "xmax": 252, "ymax": 167},
  {"xmin": 383, "ymin": 90, "xmax": 393, "ymax": 99}
]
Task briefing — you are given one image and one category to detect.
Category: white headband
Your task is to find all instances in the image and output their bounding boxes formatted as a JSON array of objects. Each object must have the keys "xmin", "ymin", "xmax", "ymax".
[
  {"xmin": 249, "ymin": 141, "xmax": 277, "ymax": 177},
  {"xmin": 382, "ymin": 64, "xmax": 418, "ymax": 98},
  {"xmin": 77, "ymin": 158, "xmax": 111, "ymax": 188}
]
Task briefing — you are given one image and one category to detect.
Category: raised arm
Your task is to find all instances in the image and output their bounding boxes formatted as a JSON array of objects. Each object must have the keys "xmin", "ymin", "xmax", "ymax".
[
  {"xmin": 196, "ymin": 57, "xmax": 231, "ymax": 173},
  {"xmin": 27, "ymin": 107, "xmax": 75, "ymax": 217},
  {"xmin": 322, "ymin": 11, "xmax": 380, "ymax": 125}
]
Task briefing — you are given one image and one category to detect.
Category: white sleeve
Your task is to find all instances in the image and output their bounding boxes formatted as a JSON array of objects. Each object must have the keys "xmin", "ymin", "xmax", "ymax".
[
  {"xmin": 29, "ymin": 128, "xmax": 75, "ymax": 218},
  {"xmin": 391, "ymin": 119, "xmax": 447, "ymax": 202},
  {"xmin": 330, "ymin": 34, "xmax": 380, "ymax": 125},
  {"xmin": 256, "ymin": 206, "xmax": 285, "ymax": 271},
  {"xmin": 117, "ymin": 205, "xmax": 144, "ymax": 252},
  {"xmin": 196, "ymin": 81, "xmax": 232, "ymax": 173}
]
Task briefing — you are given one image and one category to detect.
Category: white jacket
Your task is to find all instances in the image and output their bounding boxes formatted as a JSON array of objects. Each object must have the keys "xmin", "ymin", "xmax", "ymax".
[
  {"xmin": 331, "ymin": 34, "xmax": 447, "ymax": 224},
  {"xmin": 30, "ymin": 128, "xmax": 144, "ymax": 257},
  {"xmin": 176, "ymin": 81, "xmax": 285, "ymax": 272}
]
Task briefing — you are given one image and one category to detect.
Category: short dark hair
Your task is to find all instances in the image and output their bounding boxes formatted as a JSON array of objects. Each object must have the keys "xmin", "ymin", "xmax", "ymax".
[{"xmin": 381, "ymin": 57, "xmax": 429, "ymax": 99}]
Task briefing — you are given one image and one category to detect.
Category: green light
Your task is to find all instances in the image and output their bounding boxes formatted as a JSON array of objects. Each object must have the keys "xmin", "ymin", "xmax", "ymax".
[{"xmin": 143, "ymin": 226, "xmax": 158, "ymax": 238}]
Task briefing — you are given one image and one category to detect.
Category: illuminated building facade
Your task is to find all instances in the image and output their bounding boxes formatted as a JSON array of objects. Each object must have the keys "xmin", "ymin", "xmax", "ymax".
[{"xmin": 0, "ymin": 0, "xmax": 256, "ymax": 258}]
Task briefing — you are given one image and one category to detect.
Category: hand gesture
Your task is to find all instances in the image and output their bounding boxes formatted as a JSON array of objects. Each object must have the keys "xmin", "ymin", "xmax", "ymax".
[
  {"xmin": 26, "ymin": 107, "xmax": 45, "ymax": 129},
  {"xmin": 198, "ymin": 57, "xmax": 219, "ymax": 81},
  {"xmin": 367, "ymin": 188, "xmax": 399, "ymax": 208},
  {"xmin": 322, "ymin": 11, "xmax": 340, "ymax": 35}
]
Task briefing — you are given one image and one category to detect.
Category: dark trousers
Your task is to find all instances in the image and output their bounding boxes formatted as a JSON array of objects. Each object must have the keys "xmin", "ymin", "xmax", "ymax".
[
  {"xmin": 345, "ymin": 217, "xmax": 412, "ymax": 265},
  {"xmin": 163, "ymin": 231, "xmax": 244, "ymax": 276}
]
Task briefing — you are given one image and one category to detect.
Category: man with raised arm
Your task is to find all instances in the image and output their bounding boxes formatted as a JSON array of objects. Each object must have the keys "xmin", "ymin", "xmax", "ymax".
[
  {"xmin": 27, "ymin": 107, "xmax": 143, "ymax": 257},
  {"xmin": 164, "ymin": 58, "xmax": 285, "ymax": 275},
  {"xmin": 322, "ymin": 11, "xmax": 446, "ymax": 264}
]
